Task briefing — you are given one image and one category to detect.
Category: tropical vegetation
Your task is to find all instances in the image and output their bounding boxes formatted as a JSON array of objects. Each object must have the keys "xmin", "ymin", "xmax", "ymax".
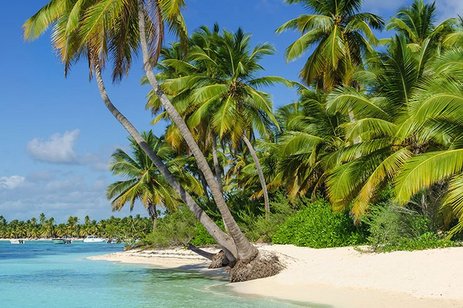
[
  {"xmin": 0, "ymin": 214, "xmax": 151, "ymax": 241},
  {"xmin": 21, "ymin": 0, "xmax": 463, "ymax": 281}
]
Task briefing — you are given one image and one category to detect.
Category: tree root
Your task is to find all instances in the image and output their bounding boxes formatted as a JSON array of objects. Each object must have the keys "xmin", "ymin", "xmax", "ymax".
[
  {"xmin": 208, "ymin": 250, "xmax": 230, "ymax": 268},
  {"xmin": 229, "ymin": 251, "xmax": 284, "ymax": 282}
]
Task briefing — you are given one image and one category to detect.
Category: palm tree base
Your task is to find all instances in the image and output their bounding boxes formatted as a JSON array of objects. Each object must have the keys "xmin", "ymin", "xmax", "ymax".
[
  {"xmin": 208, "ymin": 250, "xmax": 231, "ymax": 268},
  {"xmin": 229, "ymin": 251, "xmax": 284, "ymax": 282}
]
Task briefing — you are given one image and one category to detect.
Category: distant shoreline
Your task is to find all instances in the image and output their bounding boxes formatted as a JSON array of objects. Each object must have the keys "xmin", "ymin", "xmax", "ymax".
[
  {"xmin": 90, "ymin": 244, "xmax": 463, "ymax": 308},
  {"xmin": 1, "ymin": 238, "xmax": 87, "ymax": 241}
]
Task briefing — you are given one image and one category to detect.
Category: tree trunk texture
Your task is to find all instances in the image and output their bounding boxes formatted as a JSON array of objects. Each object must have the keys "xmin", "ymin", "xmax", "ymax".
[
  {"xmin": 211, "ymin": 136, "xmax": 229, "ymax": 233},
  {"xmin": 211, "ymin": 137, "xmax": 223, "ymax": 192},
  {"xmin": 93, "ymin": 65, "xmax": 237, "ymax": 261},
  {"xmin": 138, "ymin": 7, "xmax": 258, "ymax": 262},
  {"xmin": 147, "ymin": 203, "xmax": 158, "ymax": 229},
  {"xmin": 242, "ymin": 135, "xmax": 270, "ymax": 220}
]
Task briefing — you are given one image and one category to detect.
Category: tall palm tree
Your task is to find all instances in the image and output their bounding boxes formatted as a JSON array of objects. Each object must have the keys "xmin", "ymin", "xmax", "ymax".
[
  {"xmin": 137, "ymin": 7, "xmax": 260, "ymax": 263},
  {"xmin": 25, "ymin": 2, "xmax": 278, "ymax": 276},
  {"xmin": 324, "ymin": 36, "xmax": 426, "ymax": 220},
  {"xmin": 24, "ymin": 0, "xmax": 241, "ymax": 263},
  {"xmin": 152, "ymin": 26, "xmax": 289, "ymax": 219},
  {"xmin": 278, "ymin": 0, "xmax": 384, "ymax": 90}
]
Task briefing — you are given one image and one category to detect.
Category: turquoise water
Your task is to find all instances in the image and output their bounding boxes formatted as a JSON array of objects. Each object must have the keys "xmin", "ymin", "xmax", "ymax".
[{"xmin": 0, "ymin": 241, "xmax": 305, "ymax": 307}]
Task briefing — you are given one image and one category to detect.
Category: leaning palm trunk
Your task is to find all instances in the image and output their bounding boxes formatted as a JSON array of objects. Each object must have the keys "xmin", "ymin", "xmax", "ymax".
[
  {"xmin": 147, "ymin": 203, "xmax": 158, "ymax": 229},
  {"xmin": 242, "ymin": 135, "xmax": 270, "ymax": 220},
  {"xmin": 211, "ymin": 136, "xmax": 229, "ymax": 233},
  {"xmin": 94, "ymin": 64, "xmax": 238, "ymax": 260},
  {"xmin": 211, "ymin": 137, "xmax": 223, "ymax": 192},
  {"xmin": 138, "ymin": 7, "xmax": 258, "ymax": 263}
]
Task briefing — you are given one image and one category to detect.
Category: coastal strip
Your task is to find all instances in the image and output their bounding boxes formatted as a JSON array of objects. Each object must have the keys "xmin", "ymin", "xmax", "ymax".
[
  {"xmin": 88, "ymin": 247, "xmax": 228, "ymax": 279},
  {"xmin": 90, "ymin": 245, "xmax": 463, "ymax": 307}
]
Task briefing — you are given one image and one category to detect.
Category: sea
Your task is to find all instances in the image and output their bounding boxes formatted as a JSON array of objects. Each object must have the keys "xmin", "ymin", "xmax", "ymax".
[{"xmin": 0, "ymin": 240, "xmax": 306, "ymax": 307}]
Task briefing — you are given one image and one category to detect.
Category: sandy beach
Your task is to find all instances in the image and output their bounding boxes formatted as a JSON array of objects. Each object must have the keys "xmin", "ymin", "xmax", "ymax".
[{"xmin": 90, "ymin": 245, "xmax": 463, "ymax": 307}]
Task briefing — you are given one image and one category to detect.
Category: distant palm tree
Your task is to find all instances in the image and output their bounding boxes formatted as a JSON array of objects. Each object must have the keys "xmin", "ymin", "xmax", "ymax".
[{"xmin": 278, "ymin": 0, "xmax": 384, "ymax": 90}]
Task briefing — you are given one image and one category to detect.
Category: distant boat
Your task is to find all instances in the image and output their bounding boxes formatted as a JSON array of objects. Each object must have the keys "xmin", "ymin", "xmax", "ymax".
[
  {"xmin": 52, "ymin": 238, "xmax": 71, "ymax": 244},
  {"xmin": 10, "ymin": 239, "xmax": 24, "ymax": 244},
  {"xmin": 83, "ymin": 236, "xmax": 105, "ymax": 243}
]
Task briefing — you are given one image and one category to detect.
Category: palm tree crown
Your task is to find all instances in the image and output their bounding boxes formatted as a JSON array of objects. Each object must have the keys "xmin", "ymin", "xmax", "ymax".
[{"xmin": 278, "ymin": 0, "xmax": 384, "ymax": 90}]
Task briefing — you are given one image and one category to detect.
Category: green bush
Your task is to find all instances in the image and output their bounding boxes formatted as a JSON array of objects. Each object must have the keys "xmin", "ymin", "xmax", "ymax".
[
  {"xmin": 272, "ymin": 199, "xmax": 366, "ymax": 248},
  {"xmin": 141, "ymin": 206, "xmax": 216, "ymax": 248},
  {"xmin": 190, "ymin": 223, "xmax": 216, "ymax": 246},
  {"xmin": 377, "ymin": 232, "xmax": 455, "ymax": 252},
  {"xmin": 365, "ymin": 205, "xmax": 456, "ymax": 252},
  {"xmin": 238, "ymin": 194, "xmax": 299, "ymax": 243}
]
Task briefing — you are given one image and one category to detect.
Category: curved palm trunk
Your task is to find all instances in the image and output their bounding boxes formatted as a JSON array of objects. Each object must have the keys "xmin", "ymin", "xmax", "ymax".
[
  {"xmin": 138, "ymin": 7, "xmax": 257, "ymax": 262},
  {"xmin": 94, "ymin": 65, "xmax": 237, "ymax": 260},
  {"xmin": 242, "ymin": 135, "xmax": 270, "ymax": 220}
]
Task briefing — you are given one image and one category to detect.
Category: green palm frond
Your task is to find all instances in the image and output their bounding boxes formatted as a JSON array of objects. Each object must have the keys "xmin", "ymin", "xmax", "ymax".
[
  {"xmin": 395, "ymin": 149, "xmax": 463, "ymax": 205},
  {"xmin": 327, "ymin": 88, "xmax": 390, "ymax": 120},
  {"xmin": 442, "ymin": 174, "xmax": 463, "ymax": 237},
  {"xmin": 352, "ymin": 148, "xmax": 412, "ymax": 220},
  {"xmin": 343, "ymin": 118, "xmax": 397, "ymax": 141},
  {"xmin": 23, "ymin": 0, "xmax": 66, "ymax": 40}
]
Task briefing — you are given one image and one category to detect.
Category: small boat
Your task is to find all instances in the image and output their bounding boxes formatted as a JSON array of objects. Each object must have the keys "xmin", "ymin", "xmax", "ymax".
[
  {"xmin": 83, "ymin": 236, "xmax": 105, "ymax": 243},
  {"xmin": 10, "ymin": 239, "xmax": 24, "ymax": 244},
  {"xmin": 52, "ymin": 238, "xmax": 71, "ymax": 244}
]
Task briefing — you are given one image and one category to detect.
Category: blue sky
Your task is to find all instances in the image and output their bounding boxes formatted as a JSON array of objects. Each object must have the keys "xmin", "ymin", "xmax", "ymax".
[{"xmin": 0, "ymin": 0, "xmax": 461, "ymax": 222}]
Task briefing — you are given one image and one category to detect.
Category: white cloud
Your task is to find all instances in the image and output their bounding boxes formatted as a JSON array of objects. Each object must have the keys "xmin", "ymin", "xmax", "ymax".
[
  {"xmin": 0, "ymin": 171, "xmax": 147, "ymax": 223},
  {"xmin": 27, "ymin": 130, "xmax": 80, "ymax": 164},
  {"xmin": 0, "ymin": 176, "xmax": 25, "ymax": 190}
]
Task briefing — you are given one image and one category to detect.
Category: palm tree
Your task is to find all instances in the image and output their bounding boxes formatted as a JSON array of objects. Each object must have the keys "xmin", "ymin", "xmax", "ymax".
[
  {"xmin": 25, "ymin": 1, "xmax": 272, "ymax": 276},
  {"xmin": 275, "ymin": 90, "xmax": 346, "ymax": 200},
  {"xmin": 393, "ymin": 49, "xmax": 463, "ymax": 235},
  {"xmin": 387, "ymin": 0, "xmax": 456, "ymax": 50},
  {"xmin": 153, "ymin": 26, "xmax": 289, "ymax": 219},
  {"xmin": 24, "ymin": 0, "xmax": 239, "ymax": 263},
  {"xmin": 278, "ymin": 0, "xmax": 384, "ymax": 90},
  {"xmin": 107, "ymin": 131, "xmax": 202, "ymax": 227},
  {"xmin": 137, "ymin": 6, "xmax": 260, "ymax": 264},
  {"xmin": 324, "ymin": 35, "xmax": 425, "ymax": 220},
  {"xmin": 66, "ymin": 216, "xmax": 79, "ymax": 237},
  {"xmin": 324, "ymin": 26, "xmax": 463, "ymax": 228}
]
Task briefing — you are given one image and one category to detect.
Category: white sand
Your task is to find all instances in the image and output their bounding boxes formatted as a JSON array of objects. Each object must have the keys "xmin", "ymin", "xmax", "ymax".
[
  {"xmin": 90, "ymin": 245, "xmax": 463, "ymax": 307},
  {"xmin": 88, "ymin": 247, "xmax": 228, "ymax": 279}
]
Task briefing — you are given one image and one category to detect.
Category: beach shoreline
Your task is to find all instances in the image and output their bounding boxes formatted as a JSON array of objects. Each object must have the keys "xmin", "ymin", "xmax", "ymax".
[{"xmin": 89, "ymin": 244, "xmax": 463, "ymax": 307}]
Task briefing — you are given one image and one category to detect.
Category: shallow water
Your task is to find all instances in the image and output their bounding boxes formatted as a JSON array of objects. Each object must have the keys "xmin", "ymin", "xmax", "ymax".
[{"xmin": 0, "ymin": 241, "xmax": 307, "ymax": 307}]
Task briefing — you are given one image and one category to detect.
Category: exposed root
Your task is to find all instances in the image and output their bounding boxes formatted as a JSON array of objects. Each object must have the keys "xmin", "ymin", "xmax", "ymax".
[
  {"xmin": 208, "ymin": 250, "xmax": 230, "ymax": 268},
  {"xmin": 229, "ymin": 251, "xmax": 284, "ymax": 282}
]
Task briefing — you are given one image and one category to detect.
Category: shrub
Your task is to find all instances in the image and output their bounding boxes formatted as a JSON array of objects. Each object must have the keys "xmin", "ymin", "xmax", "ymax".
[
  {"xmin": 190, "ymin": 223, "xmax": 216, "ymax": 246},
  {"xmin": 365, "ymin": 205, "xmax": 456, "ymax": 252},
  {"xmin": 272, "ymin": 199, "xmax": 365, "ymax": 248},
  {"xmin": 141, "ymin": 206, "xmax": 216, "ymax": 248},
  {"xmin": 238, "ymin": 194, "xmax": 299, "ymax": 243},
  {"xmin": 382, "ymin": 232, "xmax": 455, "ymax": 252}
]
